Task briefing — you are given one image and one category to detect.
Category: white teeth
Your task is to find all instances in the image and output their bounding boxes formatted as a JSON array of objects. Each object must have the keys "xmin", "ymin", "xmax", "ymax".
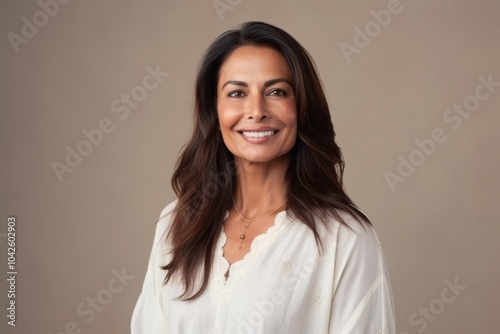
[{"xmin": 241, "ymin": 130, "xmax": 276, "ymax": 138}]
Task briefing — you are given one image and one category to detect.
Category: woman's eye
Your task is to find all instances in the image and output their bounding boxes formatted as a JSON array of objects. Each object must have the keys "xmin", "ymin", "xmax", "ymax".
[
  {"xmin": 228, "ymin": 90, "xmax": 245, "ymax": 98},
  {"xmin": 268, "ymin": 88, "xmax": 287, "ymax": 97}
]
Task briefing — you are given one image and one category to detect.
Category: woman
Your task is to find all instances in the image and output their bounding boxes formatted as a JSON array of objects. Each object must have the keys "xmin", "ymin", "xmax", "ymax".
[{"xmin": 132, "ymin": 21, "xmax": 396, "ymax": 333}]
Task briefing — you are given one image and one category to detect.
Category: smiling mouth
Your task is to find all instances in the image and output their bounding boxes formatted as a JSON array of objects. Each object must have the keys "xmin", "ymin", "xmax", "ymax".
[{"xmin": 239, "ymin": 130, "xmax": 278, "ymax": 138}]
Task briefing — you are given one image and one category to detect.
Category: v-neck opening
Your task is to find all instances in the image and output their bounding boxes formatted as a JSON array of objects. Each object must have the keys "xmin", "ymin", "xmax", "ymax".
[
  {"xmin": 218, "ymin": 209, "xmax": 291, "ymax": 287},
  {"xmin": 221, "ymin": 209, "xmax": 288, "ymax": 268},
  {"xmin": 210, "ymin": 209, "xmax": 294, "ymax": 304}
]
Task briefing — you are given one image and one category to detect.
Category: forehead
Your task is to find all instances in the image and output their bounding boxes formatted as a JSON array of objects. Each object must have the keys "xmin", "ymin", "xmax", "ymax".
[{"xmin": 218, "ymin": 45, "xmax": 292, "ymax": 86}]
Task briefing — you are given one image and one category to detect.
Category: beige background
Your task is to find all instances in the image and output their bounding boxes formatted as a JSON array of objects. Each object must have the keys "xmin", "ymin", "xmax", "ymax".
[{"xmin": 1, "ymin": 0, "xmax": 499, "ymax": 333}]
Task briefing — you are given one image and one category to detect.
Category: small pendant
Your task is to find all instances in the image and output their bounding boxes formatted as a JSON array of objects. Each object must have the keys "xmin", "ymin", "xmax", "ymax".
[{"xmin": 238, "ymin": 234, "xmax": 245, "ymax": 249}]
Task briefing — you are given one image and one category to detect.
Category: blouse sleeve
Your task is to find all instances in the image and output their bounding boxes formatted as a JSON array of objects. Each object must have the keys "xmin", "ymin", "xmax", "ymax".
[
  {"xmin": 328, "ymin": 217, "xmax": 397, "ymax": 334},
  {"xmin": 131, "ymin": 201, "xmax": 177, "ymax": 334}
]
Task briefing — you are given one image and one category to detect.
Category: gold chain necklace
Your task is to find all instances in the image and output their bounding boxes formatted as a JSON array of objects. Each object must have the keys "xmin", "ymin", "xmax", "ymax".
[{"xmin": 232, "ymin": 197, "xmax": 287, "ymax": 249}]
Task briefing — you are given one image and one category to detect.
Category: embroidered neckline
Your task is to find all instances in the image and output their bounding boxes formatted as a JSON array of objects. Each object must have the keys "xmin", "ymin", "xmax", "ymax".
[{"xmin": 209, "ymin": 209, "xmax": 293, "ymax": 304}]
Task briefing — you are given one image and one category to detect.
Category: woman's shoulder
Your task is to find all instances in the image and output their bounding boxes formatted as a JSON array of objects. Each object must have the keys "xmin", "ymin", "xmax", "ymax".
[
  {"xmin": 333, "ymin": 207, "xmax": 384, "ymax": 255},
  {"xmin": 151, "ymin": 199, "xmax": 179, "ymax": 253},
  {"xmin": 158, "ymin": 199, "xmax": 179, "ymax": 223},
  {"xmin": 298, "ymin": 207, "xmax": 378, "ymax": 252},
  {"xmin": 335, "ymin": 207, "xmax": 372, "ymax": 234}
]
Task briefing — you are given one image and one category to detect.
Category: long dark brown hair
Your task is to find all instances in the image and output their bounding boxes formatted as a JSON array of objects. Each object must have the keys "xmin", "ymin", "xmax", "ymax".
[{"xmin": 162, "ymin": 21, "xmax": 370, "ymax": 300}]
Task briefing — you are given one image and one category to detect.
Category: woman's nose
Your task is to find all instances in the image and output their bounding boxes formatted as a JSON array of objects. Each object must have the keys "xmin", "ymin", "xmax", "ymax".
[{"xmin": 246, "ymin": 95, "xmax": 268, "ymax": 121}]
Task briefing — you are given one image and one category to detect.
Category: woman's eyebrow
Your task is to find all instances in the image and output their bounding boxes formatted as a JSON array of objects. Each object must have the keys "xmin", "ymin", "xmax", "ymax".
[
  {"xmin": 221, "ymin": 80, "xmax": 247, "ymax": 89},
  {"xmin": 221, "ymin": 77, "xmax": 292, "ymax": 89},
  {"xmin": 263, "ymin": 78, "xmax": 292, "ymax": 87}
]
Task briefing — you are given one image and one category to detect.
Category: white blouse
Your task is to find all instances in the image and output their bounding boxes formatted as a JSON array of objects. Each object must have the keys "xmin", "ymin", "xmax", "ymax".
[{"xmin": 131, "ymin": 200, "xmax": 396, "ymax": 334}]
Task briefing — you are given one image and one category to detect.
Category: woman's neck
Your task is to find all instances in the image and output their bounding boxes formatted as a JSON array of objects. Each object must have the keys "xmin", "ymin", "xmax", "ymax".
[{"xmin": 232, "ymin": 156, "xmax": 289, "ymax": 218}]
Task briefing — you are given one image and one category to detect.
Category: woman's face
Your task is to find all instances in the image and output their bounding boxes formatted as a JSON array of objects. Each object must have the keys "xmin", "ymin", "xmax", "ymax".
[{"xmin": 217, "ymin": 45, "xmax": 297, "ymax": 165}]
